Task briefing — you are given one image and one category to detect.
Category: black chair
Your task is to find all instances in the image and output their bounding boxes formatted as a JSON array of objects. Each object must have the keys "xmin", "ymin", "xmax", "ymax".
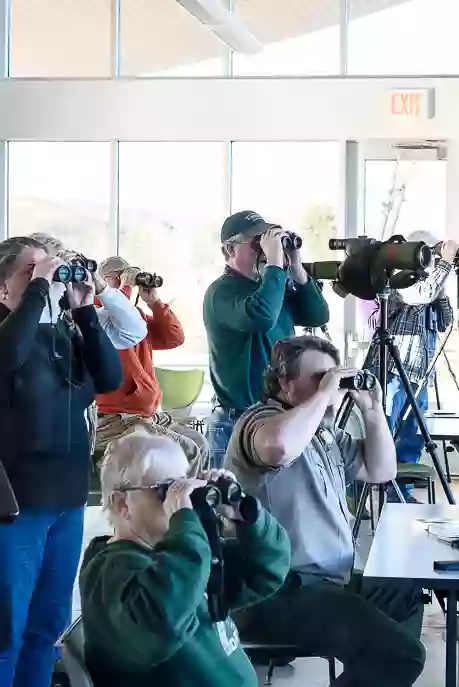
[{"xmin": 243, "ymin": 641, "xmax": 336, "ymax": 686}]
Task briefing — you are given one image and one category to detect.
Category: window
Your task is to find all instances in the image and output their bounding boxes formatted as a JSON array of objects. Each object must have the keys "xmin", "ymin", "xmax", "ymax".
[
  {"xmin": 347, "ymin": 0, "xmax": 459, "ymax": 75},
  {"xmin": 120, "ymin": 0, "xmax": 227, "ymax": 76},
  {"xmin": 358, "ymin": 158, "xmax": 447, "ymax": 340},
  {"xmin": 231, "ymin": 142, "xmax": 344, "ymax": 352},
  {"xmin": 10, "ymin": 0, "xmax": 112, "ymax": 77},
  {"xmin": 118, "ymin": 143, "xmax": 228, "ymax": 364},
  {"xmin": 8, "ymin": 143, "xmax": 112, "ymax": 261},
  {"xmin": 232, "ymin": 0, "xmax": 340, "ymax": 76}
]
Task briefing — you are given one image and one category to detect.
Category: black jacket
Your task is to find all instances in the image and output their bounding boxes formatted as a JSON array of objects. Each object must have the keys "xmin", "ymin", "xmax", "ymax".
[{"xmin": 0, "ymin": 278, "xmax": 123, "ymax": 509}]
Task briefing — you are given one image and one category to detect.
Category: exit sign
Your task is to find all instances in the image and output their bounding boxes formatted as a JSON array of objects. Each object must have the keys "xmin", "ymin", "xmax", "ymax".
[{"xmin": 388, "ymin": 89, "xmax": 435, "ymax": 119}]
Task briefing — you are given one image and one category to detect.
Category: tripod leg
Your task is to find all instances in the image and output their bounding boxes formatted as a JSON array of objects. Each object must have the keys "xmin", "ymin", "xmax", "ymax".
[
  {"xmin": 390, "ymin": 479, "xmax": 406, "ymax": 503},
  {"xmin": 387, "ymin": 341, "xmax": 455, "ymax": 505},
  {"xmin": 352, "ymin": 482, "xmax": 370, "ymax": 540},
  {"xmin": 433, "ymin": 371, "xmax": 452, "ymax": 483}
]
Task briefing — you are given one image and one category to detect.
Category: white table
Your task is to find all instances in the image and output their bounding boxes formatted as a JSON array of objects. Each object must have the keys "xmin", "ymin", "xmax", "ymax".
[{"xmin": 365, "ymin": 503, "xmax": 459, "ymax": 687}]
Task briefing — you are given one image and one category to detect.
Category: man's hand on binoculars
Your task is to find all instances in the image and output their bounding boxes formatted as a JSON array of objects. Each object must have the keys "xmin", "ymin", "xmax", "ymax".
[
  {"xmin": 139, "ymin": 286, "xmax": 159, "ymax": 307},
  {"xmin": 65, "ymin": 271, "xmax": 95, "ymax": 309},
  {"xmin": 440, "ymin": 240, "xmax": 459, "ymax": 264},
  {"xmin": 260, "ymin": 227, "xmax": 284, "ymax": 268},
  {"xmin": 289, "ymin": 248, "xmax": 308, "ymax": 285},
  {"xmin": 120, "ymin": 267, "xmax": 141, "ymax": 289},
  {"xmin": 32, "ymin": 256, "xmax": 63, "ymax": 286},
  {"xmin": 349, "ymin": 376, "xmax": 383, "ymax": 415}
]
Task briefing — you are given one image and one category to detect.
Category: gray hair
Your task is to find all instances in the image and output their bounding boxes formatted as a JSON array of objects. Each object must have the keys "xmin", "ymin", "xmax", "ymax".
[
  {"xmin": 100, "ymin": 429, "xmax": 189, "ymax": 523},
  {"xmin": 407, "ymin": 230, "xmax": 438, "ymax": 246},
  {"xmin": 222, "ymin": 232, "xmax": 245, "ymax": 260},
  {"xmin": 0, "ymin": 236, "xmax": 47, "ymax": 284},
  {"xmin": 99, "ymin": 256, "xmax": 130, "ymax": 278},
  {"xmin": 29, "ymin": 233, "xmax": 65, "ymax": 255}
]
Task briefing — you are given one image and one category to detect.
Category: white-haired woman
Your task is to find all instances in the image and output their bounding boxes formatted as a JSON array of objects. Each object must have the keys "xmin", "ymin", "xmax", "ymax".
[{"xmin": 79, "ymin": 433, "xmax": 291, "ymax": 687}]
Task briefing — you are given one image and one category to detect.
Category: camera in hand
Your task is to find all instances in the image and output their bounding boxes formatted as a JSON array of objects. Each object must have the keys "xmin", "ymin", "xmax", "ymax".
[
  {"xmin": 53, "ymin": 257, "xmax": 98, "ymax": 284},
  {"xmin": 135, "ymin": 272, "xmax": 164, "ymax": 289},
  {"xmin": 156, "ymin": 475, "xmax": 258, "ymax": 524},
  {"xmin": 339, "ymin": 370, "xmax": 376, "ymax": 391}
]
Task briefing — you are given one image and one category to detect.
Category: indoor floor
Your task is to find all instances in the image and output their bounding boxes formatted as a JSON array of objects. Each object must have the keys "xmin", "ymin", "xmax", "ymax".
[{"xmin": 73, "ymin": 479, "xmax": 458, "ymax": 686}]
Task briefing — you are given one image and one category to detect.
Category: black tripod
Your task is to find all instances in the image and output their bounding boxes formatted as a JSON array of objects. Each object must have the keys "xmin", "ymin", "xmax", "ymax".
[{"xmin": 338, "ymin": 287, "xmax": 456, "ymax": 539}]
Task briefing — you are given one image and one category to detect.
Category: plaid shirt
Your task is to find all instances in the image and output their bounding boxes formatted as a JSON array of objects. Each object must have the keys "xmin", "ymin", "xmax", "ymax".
[{"xmin": 368, "ymin": 260, "xmax": 454, "ymax": 384}]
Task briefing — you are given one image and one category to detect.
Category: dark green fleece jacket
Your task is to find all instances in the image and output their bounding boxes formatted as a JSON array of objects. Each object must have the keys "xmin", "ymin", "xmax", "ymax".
[
  {"xmin": 203, "ymin": 266, "xmax": 329, "ymax": 410},
  {"xmin": 79, "ymin": 507, "xmax": 290, "ymax": 687}
]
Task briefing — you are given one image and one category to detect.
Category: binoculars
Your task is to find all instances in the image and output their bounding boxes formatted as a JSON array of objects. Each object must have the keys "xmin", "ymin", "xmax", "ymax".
[
  {"xmin": 156, "ymin": 475, "xmax": 242, "ymax": 509},
  {"xmin": 135, "ymin": 272, "xmax": 164, "ymax": 289},
  {"xmin": 339, "ymin": 370, "xmax": 377, "ymax": 391},
  {"xmin": 156, "ymin": 475, "xmax": 258, "ymax": 523},
  {"xmin": 252, "ymin": 231, "xmax": 302, "ymax": 254},
  {"xmin": 53, "ymin": 257, "xmax": 98, "ymax": 284},
  {"xmin": 281, "ymin": 232, "xmax": 302, "ymax": 251}
]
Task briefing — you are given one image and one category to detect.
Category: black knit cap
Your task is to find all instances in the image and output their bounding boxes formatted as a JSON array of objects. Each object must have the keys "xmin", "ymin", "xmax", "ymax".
[{"xmin": 220, "ymin": 210, "xmax": 279, "ymax": 244}]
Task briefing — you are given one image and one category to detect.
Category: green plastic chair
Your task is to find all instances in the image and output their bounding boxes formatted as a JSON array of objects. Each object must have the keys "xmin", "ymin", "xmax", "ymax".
[
  {"xmin": 57, "ymin": 617, "xmax": 94, "ymax": 687},
  {"xmin": 155, "ymin": 367, "xmax": 205, "ymax": 425},
  {"xmin": 396, "ymin": 462, "xmax": 436, "ymax": 503}
]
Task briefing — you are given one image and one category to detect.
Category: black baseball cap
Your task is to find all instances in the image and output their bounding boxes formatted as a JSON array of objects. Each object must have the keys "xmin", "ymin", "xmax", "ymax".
[{"xmin": 220, "ymin": 211, "xmax": 280, "ymax": 244}]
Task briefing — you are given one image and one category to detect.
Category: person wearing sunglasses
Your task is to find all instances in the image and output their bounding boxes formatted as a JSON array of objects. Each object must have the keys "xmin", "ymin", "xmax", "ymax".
[
  {"xmin": 204, "ymin": 210, "xmax": 329, "ymax": 467},
  {"xmin": 79, "ymin": 432, "xmax": 290, "ymax": 687}
]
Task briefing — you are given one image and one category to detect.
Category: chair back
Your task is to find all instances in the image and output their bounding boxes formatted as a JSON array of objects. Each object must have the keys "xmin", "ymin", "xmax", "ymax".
[
  {"xmin": 57, "ymin": 617, "xmax": 94, "ymax": 687},
  {"xmin": 155, "ymin": 367, "xmax": 205, "ymax": 417}
]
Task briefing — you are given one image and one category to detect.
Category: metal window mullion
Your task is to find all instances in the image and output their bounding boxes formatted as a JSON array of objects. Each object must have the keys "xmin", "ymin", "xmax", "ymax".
[
  {"xmin": 340, "ymin": 0, "xmax": 348, "ymax": 77},
  {"xmin": 343, "ymin": 141, "xmax": 359, "ymax": 362},
  {"xmin": 0, "ymin": 0, "xmax": 10, "ymax": 241},
  {"xmin": 110, "ymin": 0, "xmax": 121, "ymax": 256}
]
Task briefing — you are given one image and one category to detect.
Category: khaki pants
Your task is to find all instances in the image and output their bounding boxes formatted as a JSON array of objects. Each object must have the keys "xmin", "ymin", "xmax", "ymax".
[{"xmin": 95, "ymin": 412, "xmax": 210, "ymax": 476}]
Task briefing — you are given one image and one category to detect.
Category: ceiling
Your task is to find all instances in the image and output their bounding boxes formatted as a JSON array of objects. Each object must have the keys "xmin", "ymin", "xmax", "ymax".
[{"xmin": 10, "ymin": 0, "xmax": 411, "ymax": 77}]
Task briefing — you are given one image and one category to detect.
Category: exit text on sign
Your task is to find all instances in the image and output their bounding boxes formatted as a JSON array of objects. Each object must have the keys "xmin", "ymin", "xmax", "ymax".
[{"xmin": 388, "ymin": 89, "xmax": 435, "ymax": 119}]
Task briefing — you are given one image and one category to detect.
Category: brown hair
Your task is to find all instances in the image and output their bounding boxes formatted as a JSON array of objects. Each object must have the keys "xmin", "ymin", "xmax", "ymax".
[
  {"xmin": 264, "ymin": 335, "xmax": 340, "ymax": 398},
  {"xmin": 0, "ymin": 237, "xmax": 46, "ymax": 284}
]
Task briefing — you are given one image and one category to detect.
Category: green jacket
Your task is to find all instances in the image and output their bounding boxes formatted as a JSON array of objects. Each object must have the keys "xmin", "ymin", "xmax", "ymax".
[
  {"xmin": 79, "ymin": 507, "xmax": 291, "ymax": 687},
  {"xmin": 203, "ymin": 266, "xmax": 329, "ymax": 410}
]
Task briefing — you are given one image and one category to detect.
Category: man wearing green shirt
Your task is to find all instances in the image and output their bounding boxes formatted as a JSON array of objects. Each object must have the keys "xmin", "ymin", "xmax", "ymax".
[
  {"xmin": 203, "ymin": 210, "xmax": 330, "ymax": 466},
  {"xmin": 79, "ymin": 432, "xmax": 290, "ymax": 687}
]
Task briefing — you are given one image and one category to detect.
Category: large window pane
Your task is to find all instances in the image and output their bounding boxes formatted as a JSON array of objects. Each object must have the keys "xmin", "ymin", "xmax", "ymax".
[
  {"xmin": 8, "ymin": 143, "xmax": 112, "ymax": 261},
  {"xmin": 358, "ymin": 157, "xmax": 459, "ymax": 400},
  {"xmin": 120, "ymin": 0, "xmax": 227, "ymax": 76},
  {"xmin": 348, "ymin": 0, "xmax": 459, "ymax": 75},
  {"xmin": 232, "ymin": 0, "xmax": 340, "ymax": 76},
  {"xmin": 119, "ymin": 143, "xmax": 228, "ymax": 364},
  {"xmin": 10, "ymin": 0, "xmax": 111, "ymax": 77},
  {"xmin": 231, "ymin": 142, "xmax": 344, "ymax": 353}
]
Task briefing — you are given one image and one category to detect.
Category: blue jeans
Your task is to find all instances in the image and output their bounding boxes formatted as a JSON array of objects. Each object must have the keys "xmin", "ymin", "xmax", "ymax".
[
  {"xmin": 386, "ymin": 373, "xmax": 429, "ymax": 496},
  {"xmin": 206, "ymin": 407, "xmax": 244, "ymax": 468},
  {"xmin": 0, "ymin": 508, "xmax": 84, "ymax": 687}
]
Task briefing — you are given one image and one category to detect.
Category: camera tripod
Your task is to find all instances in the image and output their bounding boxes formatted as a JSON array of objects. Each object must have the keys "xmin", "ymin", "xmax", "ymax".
[{"xmin": 338, "ymin": 287, "xmax": 456, "ymax": 539}]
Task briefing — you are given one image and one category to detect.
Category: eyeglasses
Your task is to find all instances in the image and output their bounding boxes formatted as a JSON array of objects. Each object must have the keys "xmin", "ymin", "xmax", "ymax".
[
  {"xmin": 116, "ymin": 479, "xmax": 175, "ymax": 501},
  {"xmin": 117, "ymin": 480, "xmax": 168, "ymax": 494}
]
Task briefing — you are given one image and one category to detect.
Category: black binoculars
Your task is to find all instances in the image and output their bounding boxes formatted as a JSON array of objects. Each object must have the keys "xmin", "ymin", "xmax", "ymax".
[
  {"xmin": 53, "ymin": 257, "xmax": 98, "ymax": 284},
  {"xmin": 281, "ymin": 232, "xmax": 302, "ymax": 251},
  {"xmin": 339, "ymin": 370, "xmax": 377, "ymax": 391},
  {"xmin": 135, "ymin": 272, "xmax": 164, "ymax": 289},
  {"xmin": 156, "ymin": 475, "xmax": 258, "ymax": 523}
]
